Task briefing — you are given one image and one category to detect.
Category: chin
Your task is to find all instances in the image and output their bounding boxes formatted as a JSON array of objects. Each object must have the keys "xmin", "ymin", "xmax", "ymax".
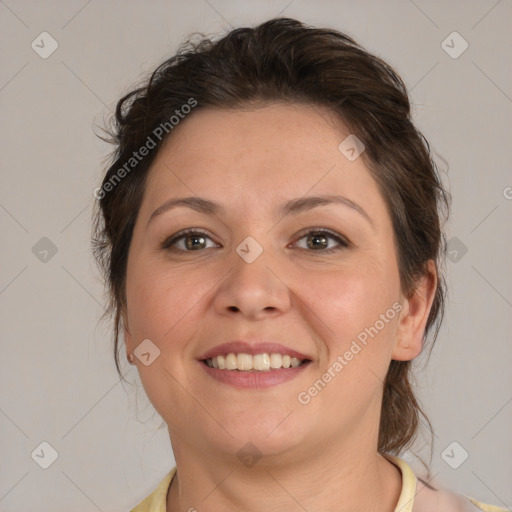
[{"xmin": 207, "ymin": 415, "xmax": 310, "ymax": 462}]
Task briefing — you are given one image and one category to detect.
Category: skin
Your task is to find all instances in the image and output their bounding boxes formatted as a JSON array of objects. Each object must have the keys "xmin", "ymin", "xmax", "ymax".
[{"xmin": 123, "ymin": 102, "xmax": 437, "ymax": 512}]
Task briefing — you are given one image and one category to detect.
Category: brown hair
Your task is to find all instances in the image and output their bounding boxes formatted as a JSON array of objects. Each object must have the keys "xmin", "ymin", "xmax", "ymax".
[{"xmin": 93, "ymin": 17, "xmax": 449, "ymax": 464}]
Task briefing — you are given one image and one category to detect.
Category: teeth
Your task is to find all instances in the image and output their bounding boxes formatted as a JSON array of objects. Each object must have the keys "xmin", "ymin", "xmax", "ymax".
[
  {"xmin": 225, "ymin": 353, "xmax": 237, "ymax": 370},
  {"xmin": 270, "ymin": 353, "xmax": 283, "ymax": 369},
  {"xmin": 237, "ymin": 353, "xmax": 253, "ymax": 370},
  {"xmin": 204, "ymin": 353, "xmax": 305, "ymax": 371},
  {"xmin": 253, "ymin": 353, "xmax": 270, "ymax": 371}
]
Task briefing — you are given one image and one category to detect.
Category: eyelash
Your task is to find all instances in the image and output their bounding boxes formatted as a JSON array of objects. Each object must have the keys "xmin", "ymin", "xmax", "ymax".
[{"xmin": 160, "ymin": 227, "xmax": 350, "ymax": 254}]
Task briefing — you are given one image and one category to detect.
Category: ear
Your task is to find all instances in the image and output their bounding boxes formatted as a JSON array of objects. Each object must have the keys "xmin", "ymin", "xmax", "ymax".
[
  {"xmin": 392, "ymin": 260, "xmax": 438, "ymax": 361},
  {"xmin": 124, "ymin": 326, "xmax": 132, "ymax": 357}
]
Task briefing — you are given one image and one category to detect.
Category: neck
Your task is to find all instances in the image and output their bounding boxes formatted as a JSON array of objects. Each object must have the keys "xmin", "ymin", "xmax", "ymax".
[{"xmin": 166, "ymin": 437, "xmax": 402, "ymax": 512}]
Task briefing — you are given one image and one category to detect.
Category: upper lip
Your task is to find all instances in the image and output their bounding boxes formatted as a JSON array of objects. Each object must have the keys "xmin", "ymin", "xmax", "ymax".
[{"xmin": 198, "ymin": 341, "xmax": 312, "ymax": 361}]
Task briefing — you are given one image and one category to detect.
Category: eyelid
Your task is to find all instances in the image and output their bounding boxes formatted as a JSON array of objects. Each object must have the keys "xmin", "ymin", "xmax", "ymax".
[
  {"xmin": 160, "ymin": 228, "xmax": 217, "ymax": 250},
  {"xmin": 292, "ymin": 226, "xmax": 349, "ymax": 243},
  {"xmin": 290, "ymin": 227, "xmax": 350, "ymax": 251}
]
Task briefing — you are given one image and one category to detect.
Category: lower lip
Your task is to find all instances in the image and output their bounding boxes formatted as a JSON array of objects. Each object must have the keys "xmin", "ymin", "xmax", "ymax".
[{"xmin": 198, "ymin": 360, "xmax": 311, "ymax": 389}]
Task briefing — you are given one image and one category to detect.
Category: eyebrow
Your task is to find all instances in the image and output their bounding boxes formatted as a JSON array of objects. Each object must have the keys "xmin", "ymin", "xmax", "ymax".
[{"xmin": 147, "ymin": 194, "xmax": 373, "ymax": 227}]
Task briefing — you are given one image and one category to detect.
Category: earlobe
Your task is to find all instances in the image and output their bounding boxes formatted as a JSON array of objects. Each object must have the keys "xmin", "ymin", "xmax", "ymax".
[
  {"xmin": 124, "ymin": 326, "xmax": 137, "ymax": 365},
  {"xmin": 392, "ymin": 261, "xmax": 438, "ymax": 361},
  {"xmin": 122, "ymin": 314, "xmax": 134, "ymax": 361}
]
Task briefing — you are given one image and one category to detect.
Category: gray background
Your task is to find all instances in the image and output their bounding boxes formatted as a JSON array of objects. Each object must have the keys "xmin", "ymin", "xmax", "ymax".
[{"xmin": 1, "ymin": 1, "xmax": 511, "ymax": 511}]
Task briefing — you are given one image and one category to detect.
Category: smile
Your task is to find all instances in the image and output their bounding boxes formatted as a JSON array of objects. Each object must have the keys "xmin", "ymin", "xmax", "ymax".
[{"xmin": 199, "ymin": 353, "xmax": 312, "ymax": 389}]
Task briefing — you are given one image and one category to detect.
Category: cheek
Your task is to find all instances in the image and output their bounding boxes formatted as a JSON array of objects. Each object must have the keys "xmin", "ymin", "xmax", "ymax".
[
  {"xmin": 301, "ymin": 261, "xmax": 399, "ymax": 334},
  {"xmin": 125, "ymin": 258, "xmax": 217, "ymax": 354},
  {"xmin": 124, "ymin": 262, "xmax": 212, "ymax": 420},
  {"xmin": 296, "ymin": 259, "xmax": 400, "ymax": 382},
  {"xmin": 293, "ymin": 269, "xmax": 399, "ymax": 432}
]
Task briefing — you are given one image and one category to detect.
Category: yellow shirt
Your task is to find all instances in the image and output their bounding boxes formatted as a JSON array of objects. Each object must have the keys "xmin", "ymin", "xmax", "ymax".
[{"xmin": 130, "ymin": 454, "xmax": 508, "ymax": 512}]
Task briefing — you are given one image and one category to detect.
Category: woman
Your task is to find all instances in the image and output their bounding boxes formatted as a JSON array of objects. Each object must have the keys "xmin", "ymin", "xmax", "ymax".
[{"xmin": 93, "ymin": 17, "xmax": 506, "ymax": 512}]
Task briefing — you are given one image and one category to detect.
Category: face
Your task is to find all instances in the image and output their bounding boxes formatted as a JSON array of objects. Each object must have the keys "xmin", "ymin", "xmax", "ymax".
[{"xmin": 123, "ymin": 103, "xmax": 425, "ymax": 464}]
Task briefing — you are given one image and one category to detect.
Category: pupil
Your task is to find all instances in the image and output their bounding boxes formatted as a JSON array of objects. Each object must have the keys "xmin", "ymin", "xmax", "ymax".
[
  {"xmin": 308, "ymin": 233, "xmax": 327, "ymax": 249},
  {"xmin": 186, "ymin": 234, "xmax": 205, "ymax": 250}
]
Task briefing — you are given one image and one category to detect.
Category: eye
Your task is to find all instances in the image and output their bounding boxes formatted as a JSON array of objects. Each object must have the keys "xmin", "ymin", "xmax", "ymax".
[
  {"xmin": 292, "ymin": 228, "xmax": 349, "ymax": 253},
  {"xmin": 161, "ymin": 227, "xmax": 350, "ymax": 253},
  {"xmin": 160, "ymin": 229, "xmax": 219, "ymax": 252}
]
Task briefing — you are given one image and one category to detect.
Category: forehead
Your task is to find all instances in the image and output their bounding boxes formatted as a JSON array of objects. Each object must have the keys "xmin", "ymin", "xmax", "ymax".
[
  {"xmin": 156, "ymin": 102, "xmax": 347, "ymax": 171},
  {"xmin": 141, "ymin": 103, "xmax": 386, "ymax": 222}
]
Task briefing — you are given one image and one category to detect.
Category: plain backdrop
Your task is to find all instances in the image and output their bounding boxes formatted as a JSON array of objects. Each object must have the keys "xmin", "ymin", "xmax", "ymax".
[{"xmin": 1, "ymin": 1, "xmax": 511, "ymax": 511}]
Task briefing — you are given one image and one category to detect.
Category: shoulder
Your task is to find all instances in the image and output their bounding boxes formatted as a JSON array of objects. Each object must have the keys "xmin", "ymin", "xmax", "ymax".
[
  {"xmin": 383, "ymin": 454, "xmax": 508, "ymax": 512},
  {"xmin": 412, "ymin": 473, "xmax": 508, "ymax": 512},
  {"xmin": 130, "ymin": 468, "xmax": 176, "ymax": 512}
]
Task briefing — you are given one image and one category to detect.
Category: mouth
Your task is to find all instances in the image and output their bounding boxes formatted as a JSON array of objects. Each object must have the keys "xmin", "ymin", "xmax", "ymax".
[
  {"xmin": 197, "ymin": 341, "xmax": 313, "ymax": 388},
  {"xmin": 202, "ymin": 352, "xmax": 312, "ymax": 372}
]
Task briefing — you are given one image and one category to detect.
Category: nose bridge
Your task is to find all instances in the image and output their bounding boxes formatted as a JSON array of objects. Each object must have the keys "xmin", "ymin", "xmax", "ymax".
[{"xmin": 214, "ymin": 232, "xmax": 290, "ymax": 318}]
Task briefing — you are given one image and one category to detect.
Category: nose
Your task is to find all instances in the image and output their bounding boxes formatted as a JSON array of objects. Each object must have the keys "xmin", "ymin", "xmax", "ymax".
[{"xmin": 213, "ymin": 244, "xmax": 292, "ymax": 320}]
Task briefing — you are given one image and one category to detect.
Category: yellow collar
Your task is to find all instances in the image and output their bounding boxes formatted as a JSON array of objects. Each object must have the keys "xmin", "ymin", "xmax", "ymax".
[
  {"xmin": 130, "ymin": 456, "xmax": 415, "ymax": 512},
  {"xmin": 130, "ymin": 454, "xmax": 503, "ymax": 512}
]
